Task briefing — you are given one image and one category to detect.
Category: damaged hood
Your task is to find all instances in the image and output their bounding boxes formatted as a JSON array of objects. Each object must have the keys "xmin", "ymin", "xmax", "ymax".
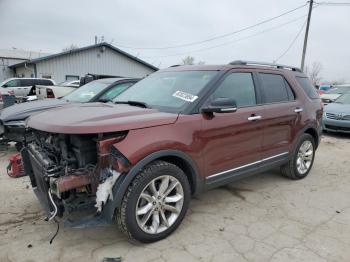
[
  {"xmin": 27, "ymin": 102, "xmax": 178, "ymax": 134},
  {"xmin": 0, "ymin": 99, "xmax": 70, "ymax": 123}
]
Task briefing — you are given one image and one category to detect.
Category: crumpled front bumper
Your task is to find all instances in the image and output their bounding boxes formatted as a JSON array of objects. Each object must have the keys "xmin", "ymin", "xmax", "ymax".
[{"xmin": 21, "ymin": 147, "xmax": 52, "ymax": 217}]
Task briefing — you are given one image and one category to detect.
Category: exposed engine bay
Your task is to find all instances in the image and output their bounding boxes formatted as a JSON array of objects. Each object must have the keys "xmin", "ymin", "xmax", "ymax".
[{"xmin": 22, "ymin": 130, "xmax": 129, "ymax": 220}]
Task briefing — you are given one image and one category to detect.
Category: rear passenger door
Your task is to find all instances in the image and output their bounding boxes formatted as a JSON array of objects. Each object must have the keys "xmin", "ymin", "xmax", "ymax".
[{"xmin": 257, "ymin": 72, "xmax": 301, "ymax": 159}]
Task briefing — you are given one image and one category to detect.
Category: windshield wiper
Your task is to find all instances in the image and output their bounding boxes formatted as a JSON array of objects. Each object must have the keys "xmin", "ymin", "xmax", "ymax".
[{"xmin": 115, "ymin": 100, "xmax": 151, "ymax": 108}]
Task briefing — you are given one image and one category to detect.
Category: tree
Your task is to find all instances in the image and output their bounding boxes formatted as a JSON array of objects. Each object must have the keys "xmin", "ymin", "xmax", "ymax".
[
  {"xmin": 305, "ymin": 62, "xmax": 322, "ymax": 86},
  {"xmin": 62, "ymin": 44, "xmax": 79, "ymax": 52},
  {"xmin": 181, "ymin": 56, "xmax": 205, "ymax": 65}
]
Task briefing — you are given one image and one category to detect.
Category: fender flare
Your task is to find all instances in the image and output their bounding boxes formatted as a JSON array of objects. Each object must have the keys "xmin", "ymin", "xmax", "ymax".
[{"xmin": 102, "ymin": 149, "xmax": 203, "ymax": 221}]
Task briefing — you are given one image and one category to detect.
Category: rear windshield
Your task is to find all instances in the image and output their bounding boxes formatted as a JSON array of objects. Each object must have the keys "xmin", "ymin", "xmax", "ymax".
[{"xmin": 295, "ymin": 77, "xmax": 319, "ymax": 99}]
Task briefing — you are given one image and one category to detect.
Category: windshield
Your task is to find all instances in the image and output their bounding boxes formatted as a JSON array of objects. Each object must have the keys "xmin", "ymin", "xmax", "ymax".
[
  {"xmin": 63, "ymin": 81, "xmax": 109, "ymax": 102},
  {"xmin": 114, "ymin": 71, "xmax": 218, "ymax": 112},
  {"xmin": 334, "ymin": 93, "xmax": 350, "ymax": 104},
  {"xmin": 325, "ymin": 86, "xmax": 350, "ymax": 94}
]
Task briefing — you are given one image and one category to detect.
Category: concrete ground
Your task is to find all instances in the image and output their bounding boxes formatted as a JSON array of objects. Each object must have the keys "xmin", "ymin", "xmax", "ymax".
[{"xmin": 0, "ymin": 133, "xmax": 350, "ymax": 262}]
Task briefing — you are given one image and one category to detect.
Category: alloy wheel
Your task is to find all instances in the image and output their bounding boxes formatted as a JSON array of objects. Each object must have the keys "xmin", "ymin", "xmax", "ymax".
[
  {"xmin": 296, "ymin": 140, "xmax": 314, "ymax": 175},
  {"xmin": 135, "ymin": 175, "xmax": 184, "ymax": 234}
]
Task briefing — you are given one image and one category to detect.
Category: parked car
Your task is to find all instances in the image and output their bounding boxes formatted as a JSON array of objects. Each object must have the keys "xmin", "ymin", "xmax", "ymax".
[
  {"xmin": 320, "ymin": 85, "xmax": 350, "ymax": 105},
  {"xmin": 22, "ymin": 61, "xmax": 322, "ymax": 243},
  {"xmin": 318, "ymin": 84, "xmax": 332, "ymax": 95},
  {"xmin": 323, "ymin": 93, "xmax": 350, "ymax": 133},
  {"xmin": 0, "ymin": 78, "xmax": 56, "ymax": 108},
  {"xmin": 0, "ymin": 77, "xmax": 138, "ymax": 150},
  {"xmin": 0, "ymin": 78, "xmax": 55, "ymax": 98}
]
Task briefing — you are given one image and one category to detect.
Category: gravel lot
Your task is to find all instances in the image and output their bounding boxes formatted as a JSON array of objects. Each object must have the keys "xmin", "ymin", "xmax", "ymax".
[{"xmin": 0, "ymin": 133, "xmax": 350, "ymax": 262}]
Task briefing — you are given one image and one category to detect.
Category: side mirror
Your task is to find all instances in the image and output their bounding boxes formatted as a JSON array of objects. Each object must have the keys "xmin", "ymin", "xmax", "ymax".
[{"xmin": 201, "ymin": 98, "xmax": 237, "ymax": 114}]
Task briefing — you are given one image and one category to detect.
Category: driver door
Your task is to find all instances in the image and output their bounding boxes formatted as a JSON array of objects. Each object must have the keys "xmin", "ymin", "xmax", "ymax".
[{"xmin": 201, "ymin": 71, "xmax": 264, "ymax": 185}]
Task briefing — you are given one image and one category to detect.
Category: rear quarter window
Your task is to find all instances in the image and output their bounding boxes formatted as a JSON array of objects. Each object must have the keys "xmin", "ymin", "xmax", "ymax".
[{"xmin": 296, "ymin": 77, "xmax": 320, "ymax": 99}]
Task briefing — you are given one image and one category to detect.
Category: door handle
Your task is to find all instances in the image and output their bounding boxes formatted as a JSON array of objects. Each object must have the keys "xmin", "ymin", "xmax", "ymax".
[
  {"xmin": 248, "ymin": 115, "xmax": 262, "ymax": 121},
  {"xmin": 294, "ymin": 108, "xmax": 303, "ymax": 113}
]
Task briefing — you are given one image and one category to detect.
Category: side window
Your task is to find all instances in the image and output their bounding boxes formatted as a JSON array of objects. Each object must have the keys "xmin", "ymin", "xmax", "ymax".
[
  {"xmin": 212, "ymin": 73, "xmax": 256, "ymax": 107},
  {"xmin": 99, "ymin": 82, "xmax": 134, "ymax": 101},
  {"xmin": 22, "ymin": 79, "xmax": 34, "ymax": 86},
  {"xmin": 3, "ymin": 79, "xmax": 20, "ymax": 87},
  {"xmin": 284, "ymin": 80, "xmax": 295, "ymax": 100},
  {"xmin": 42, "ymin": 79, "xmax": 54, "ymax": 86},
  {"xmin": 259, "ymin": 73, "xmax": 291, "ymax": 103},
  {"xmin": 295, "ymin": 77, "xmax": 319, "ymax": 99}
]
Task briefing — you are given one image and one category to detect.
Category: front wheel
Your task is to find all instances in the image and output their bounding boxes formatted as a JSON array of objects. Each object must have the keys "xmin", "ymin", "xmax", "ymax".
[
  {"xmin": 281, "ymin": 133, "xmax": 316, "ymax": 179},
  {"xmin": 116, "ymin": 160, "xmax": 191, "ymax": 243}
]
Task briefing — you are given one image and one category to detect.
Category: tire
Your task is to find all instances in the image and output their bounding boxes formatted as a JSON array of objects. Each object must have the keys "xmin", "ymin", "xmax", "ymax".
[
  {"xmin": 115, "ymin": 160, "xmax": 191, "ymax": 243},
  {"xmin": 281, "ymin": 133, "xmax": 316, "ymax": 179},
  {"xmin": 15, "ymin": 142, "xmax": 23, "ymax": 152}
]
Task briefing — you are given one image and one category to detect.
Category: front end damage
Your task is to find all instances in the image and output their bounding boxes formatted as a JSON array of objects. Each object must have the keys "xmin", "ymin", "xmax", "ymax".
[{"xmin": 22, "ymin": 130, "xmax": 131, "ymax": 225}]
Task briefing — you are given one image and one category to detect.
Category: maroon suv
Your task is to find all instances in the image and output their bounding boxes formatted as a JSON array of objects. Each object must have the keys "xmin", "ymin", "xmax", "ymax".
[{"xmin": 22, "ymin": 61, "xmax": 323, "ymax": 243}]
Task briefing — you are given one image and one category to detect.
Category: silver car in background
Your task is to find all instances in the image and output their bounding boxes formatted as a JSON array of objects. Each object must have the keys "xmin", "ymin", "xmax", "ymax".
[{"xmin": 323, "ymin": 93, "xmax": 350, "ymax": 133}]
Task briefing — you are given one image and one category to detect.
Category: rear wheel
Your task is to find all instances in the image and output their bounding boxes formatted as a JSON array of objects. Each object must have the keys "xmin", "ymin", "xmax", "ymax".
[
  {"xmin": 281, "ymin": 133, "xmax": 315, "ymax": 179},
  {"xmin": 116, "ymin": 160, "xmax": 191, "ymax": 243}
]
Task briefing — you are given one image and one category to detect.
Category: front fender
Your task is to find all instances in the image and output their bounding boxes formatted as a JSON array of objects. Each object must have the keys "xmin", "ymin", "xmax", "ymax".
[{"xmin": 101, "ymin": 149, "xmax": 203, "ymax": 222}]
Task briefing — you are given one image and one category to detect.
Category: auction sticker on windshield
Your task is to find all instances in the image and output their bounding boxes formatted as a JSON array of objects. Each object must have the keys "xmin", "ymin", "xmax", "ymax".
[{"xmin": 172, "ymin": 91, "xmax": 198, "ymax": 102}]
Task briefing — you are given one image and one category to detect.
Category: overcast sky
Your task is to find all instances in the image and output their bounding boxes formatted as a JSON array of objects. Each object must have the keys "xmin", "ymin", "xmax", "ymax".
[{"xmin": 1, "ymin": 0, "xmax": 349, "ymax": 82}]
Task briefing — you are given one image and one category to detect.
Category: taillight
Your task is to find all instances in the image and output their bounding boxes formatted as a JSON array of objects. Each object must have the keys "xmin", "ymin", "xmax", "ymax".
[{"xmin": 46, "ymin": 88, "xmax": 55, "ymax": 98}]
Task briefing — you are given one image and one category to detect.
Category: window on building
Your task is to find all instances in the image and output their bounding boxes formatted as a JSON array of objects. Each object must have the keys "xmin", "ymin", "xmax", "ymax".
[
  {"xmin": 259, "ymin": 73, "xmax": 293, "ymax": 103},
  {"xmin": 212, "ymin": 72, "xmax": 257, "ymax": 107},
  {"xmin": 41, "ymin": 75, "xmax": 52, "ymax": 79},
  {"xmin": 66, "ymin": 75, "xmax": 80, "ymax": 81}
]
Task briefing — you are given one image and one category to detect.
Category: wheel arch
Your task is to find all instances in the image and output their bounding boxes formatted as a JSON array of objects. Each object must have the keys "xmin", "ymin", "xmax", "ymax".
[
  {"xmin": 304, "ymin": 126, "xmax": 320, "ymax": 148},
  {"xmin": 102, "ymin": 149, "xmax": 203, "ymax": 221}
]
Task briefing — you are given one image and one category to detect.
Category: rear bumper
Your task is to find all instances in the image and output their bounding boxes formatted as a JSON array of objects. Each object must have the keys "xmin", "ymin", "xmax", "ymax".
[{"xmin": 322, "ymin": 118, "xmax": 350, "ymax": 134}]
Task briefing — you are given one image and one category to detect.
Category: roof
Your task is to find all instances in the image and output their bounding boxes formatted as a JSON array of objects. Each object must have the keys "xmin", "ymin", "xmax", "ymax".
[
  {"xmin": 162, "ymin": 64, "xmax": 306, "ymax": 76},
  {"xmin": 9, "ymin": 43, "xmax": 158, "ymax": 71},
  {"xmin": 0, "ymin": 49, "xmax": 51, "ymax": 60}
]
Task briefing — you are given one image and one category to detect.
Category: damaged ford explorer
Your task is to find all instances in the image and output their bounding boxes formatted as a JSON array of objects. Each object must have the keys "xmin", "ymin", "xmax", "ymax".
[{"xmin": 22, "ymin": 61, "xmax": 323, "ymax": 243}]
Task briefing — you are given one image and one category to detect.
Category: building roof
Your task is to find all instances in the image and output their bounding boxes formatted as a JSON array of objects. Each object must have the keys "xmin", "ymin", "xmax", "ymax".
[
  {"xmin": 9, "ymin": 42, "xmax": 158, "ymax": 71},
  {"xmin": 0, "ymin": 49, "xmax": 51, "ymax": 60}
]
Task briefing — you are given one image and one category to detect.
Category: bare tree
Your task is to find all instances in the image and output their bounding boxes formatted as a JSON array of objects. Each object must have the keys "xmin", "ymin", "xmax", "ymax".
[
  {"xmin": 305, "ymin": 62, "xmax": 322, "ymax": 86},
  {"xmin": 182, "ymin": 56, "xmax": 195, "ymax": 65},
  {"xmin": 181, "ymin": 56, "xmax": 205, "ymax": 65},
  {"xmin": 62, "ymin": 44, "xmax": 79, "ymax": 52}
]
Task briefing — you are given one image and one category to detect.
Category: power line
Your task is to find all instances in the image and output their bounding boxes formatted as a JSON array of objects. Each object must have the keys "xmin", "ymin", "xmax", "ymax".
[
  {"xmin": 114, "ymin": 3, "xmax": 308, "ymax": 50},
  {"xmin": 275, "ymin": 19, "xmax": 307, "ymax": 62},
  {"xmin": 140, "ymin": 15, "xmax": 308, "ymax": 59},
  {"xmin": 316, "ymin": 2, "xmax": 350, "ymax": 5}
]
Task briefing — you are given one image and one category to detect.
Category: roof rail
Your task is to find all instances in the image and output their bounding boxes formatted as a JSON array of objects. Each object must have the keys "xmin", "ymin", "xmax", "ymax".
[
  {"xmin": 169, "ymin": 64, "xmax": 182, "ymax": 67},
  {"xmin": 229, "ymin": 60, "xmax": 302, "ymax": 72}
]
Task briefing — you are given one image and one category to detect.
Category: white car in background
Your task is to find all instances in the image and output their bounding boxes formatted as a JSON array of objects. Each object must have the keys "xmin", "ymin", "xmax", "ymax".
[
  {"xmin": 321, "ymin": 84, "xmax": 350, "ymax": 105},
  {"xmin": 0, "ymin": 78, "xmax": 55, "ymax": 98},
  {"xmin": 35, "ymin": 80, "xmax": 80, "ymax": 99}
]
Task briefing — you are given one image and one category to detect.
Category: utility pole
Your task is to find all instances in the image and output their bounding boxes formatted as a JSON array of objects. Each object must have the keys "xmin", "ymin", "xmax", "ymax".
[{"xmin": 301, "ymin": 0, "xmax": 314, "ymax": 71}]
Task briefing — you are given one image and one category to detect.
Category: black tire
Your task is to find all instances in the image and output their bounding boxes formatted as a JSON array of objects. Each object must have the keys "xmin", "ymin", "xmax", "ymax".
[
  {"xmin": 115, "ymin": 160, "xmax": 191, "ymax": 243},
  {"xmin": 280, "ymin": 133, "xmax": 316, "ymax": 179},
  {"xmin": 15, "ymin": 142, "xmax": 23, "ymax": 152}
]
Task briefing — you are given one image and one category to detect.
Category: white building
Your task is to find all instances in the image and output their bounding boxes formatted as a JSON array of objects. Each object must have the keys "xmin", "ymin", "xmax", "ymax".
[
  {"xmin": 0, "ymin": 49, "xmax": 50, "ymax": 82},
  {"xmin": 8, "ymin": 43, "xmax": 158, "ymax": 83}
]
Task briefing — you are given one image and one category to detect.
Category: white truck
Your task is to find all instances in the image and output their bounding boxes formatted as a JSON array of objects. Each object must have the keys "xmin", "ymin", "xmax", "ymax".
[{"xmin": 35, "ymin": 80, "xmax": 80, "ymax": 99}]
